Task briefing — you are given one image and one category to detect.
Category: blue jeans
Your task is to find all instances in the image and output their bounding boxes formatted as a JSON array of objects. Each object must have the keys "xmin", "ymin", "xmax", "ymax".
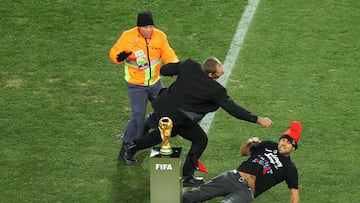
[
  {"xmin": 182, "ymin": 171, "xmax": 253, "ymax": 203},
  {"xmin": 121, "ymin": 80, "xmax": 164, "ymax": 144}
]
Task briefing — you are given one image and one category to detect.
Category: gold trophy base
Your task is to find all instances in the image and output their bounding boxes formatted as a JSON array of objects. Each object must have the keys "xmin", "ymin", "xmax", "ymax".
[{"xmin": 160, "ymin": 147, "xmax": 173, "ymax": 155}]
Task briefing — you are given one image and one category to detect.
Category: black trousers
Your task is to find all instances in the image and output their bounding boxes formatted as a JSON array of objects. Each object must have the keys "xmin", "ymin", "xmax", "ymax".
[{"xmin": 134, "ymin": 111, "xmax": 208, "ymax": 176}]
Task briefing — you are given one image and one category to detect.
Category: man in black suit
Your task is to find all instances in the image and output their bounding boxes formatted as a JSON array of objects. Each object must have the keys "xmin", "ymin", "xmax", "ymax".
[{"xmin": 119, "ymin": 57, "xmax": 273, "ymax": 187}]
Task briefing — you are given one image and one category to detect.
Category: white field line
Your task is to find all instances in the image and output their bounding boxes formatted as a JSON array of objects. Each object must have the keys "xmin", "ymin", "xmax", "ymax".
[{"xmin": 200, "ymin": 0, "xmax": 260, "ymax": 133}]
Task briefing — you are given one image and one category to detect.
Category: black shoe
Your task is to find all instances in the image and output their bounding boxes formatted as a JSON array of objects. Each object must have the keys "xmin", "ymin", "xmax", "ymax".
[
  {"xmin": 182, "ymin": 175, "xmax": 205, "ymax": 187},
  {"xmin": 118, "ymin": 143, "xmax": 137, "ymax": 165}
]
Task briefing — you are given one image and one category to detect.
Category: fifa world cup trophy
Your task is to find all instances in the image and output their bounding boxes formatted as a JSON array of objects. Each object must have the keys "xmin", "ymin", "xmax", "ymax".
[{"xmin": 158, "ymin": 117, "xmax": 173, "ymax": 155}]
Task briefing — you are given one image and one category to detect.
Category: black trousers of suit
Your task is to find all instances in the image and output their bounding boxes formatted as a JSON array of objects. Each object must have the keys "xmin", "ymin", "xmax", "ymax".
[{"xmin": 134, "ymin": 111, "xmax": 208, "ymax": 177}]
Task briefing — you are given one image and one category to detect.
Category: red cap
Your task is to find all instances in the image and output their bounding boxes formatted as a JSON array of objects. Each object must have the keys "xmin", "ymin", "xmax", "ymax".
[{"xmin": 281, "ymin": 121, "xmax": 302, "ymax": 149}]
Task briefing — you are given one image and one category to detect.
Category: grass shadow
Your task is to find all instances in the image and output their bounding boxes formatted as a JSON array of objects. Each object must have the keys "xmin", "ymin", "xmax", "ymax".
[{"xmin": 111, "ymin": 150, "xmax": 151, "ymax": 203}]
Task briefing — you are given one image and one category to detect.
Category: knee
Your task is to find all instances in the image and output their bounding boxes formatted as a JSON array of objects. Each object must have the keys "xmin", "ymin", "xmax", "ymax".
[
  {"xmin": 198, "ymin": 136, "xmax": 208, "ymax": 148},
  {"xmin": 193, "ymin": 136, "xmax": 208, "ymax": 149},
  {"xmin": 130, "ymin": 105, "xmax": 146, "ymax": 118},
  {"xmin": 132, "ymin": 110, "xmax": 146, "ymax": 118}
]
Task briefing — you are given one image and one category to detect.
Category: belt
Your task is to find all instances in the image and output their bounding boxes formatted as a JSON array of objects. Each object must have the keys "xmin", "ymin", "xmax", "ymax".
[{"xmin": 232, "ymin": 170, "xmax": 252, "ymax": 192}]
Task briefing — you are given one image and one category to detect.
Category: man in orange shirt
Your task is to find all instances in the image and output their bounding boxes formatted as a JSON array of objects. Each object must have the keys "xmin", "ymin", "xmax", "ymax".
[{"xmin": 109, "ymin": 11, "xmax": 179, "ymax": 164}]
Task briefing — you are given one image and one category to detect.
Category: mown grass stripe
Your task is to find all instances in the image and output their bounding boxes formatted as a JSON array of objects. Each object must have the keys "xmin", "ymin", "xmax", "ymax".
[{"xmin": 200, "ymin": 0, "xmax": 260, "ymax": 133}]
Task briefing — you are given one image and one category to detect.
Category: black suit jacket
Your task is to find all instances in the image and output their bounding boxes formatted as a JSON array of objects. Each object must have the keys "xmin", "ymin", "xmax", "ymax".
[{"xmin": 152, "ymin": 58, "xmax": 258, "ymax": 124}]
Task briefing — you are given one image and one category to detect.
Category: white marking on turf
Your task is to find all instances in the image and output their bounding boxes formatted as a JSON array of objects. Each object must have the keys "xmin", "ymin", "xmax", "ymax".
[{"xmin": 200, "ymin": 0, "xmax": 260, "ymax": 133}]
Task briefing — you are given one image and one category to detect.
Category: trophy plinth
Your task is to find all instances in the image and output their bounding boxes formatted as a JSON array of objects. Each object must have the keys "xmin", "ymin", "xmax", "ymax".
[
  {"xmin": 158, "ymin": 117, "xmax": 173, "ymax": 155},
  {"xmin": 150, "ymin": 147, "xmax": 182, "ymax": 203}
]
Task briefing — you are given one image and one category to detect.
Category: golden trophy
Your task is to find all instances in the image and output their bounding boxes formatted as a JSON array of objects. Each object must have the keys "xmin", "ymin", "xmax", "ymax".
[{"xmin": 159, "ymin": 117, "xmax": 173, "ymax": 155}]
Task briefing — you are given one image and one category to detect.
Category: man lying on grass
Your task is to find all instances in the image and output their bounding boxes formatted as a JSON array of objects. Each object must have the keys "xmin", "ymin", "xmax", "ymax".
[{"xmin": 183, "ymin": 121, "xmax": 302, "ymax": 203}]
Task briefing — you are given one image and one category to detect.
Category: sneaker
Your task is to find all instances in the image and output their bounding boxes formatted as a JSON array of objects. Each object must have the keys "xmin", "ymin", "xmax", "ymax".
[
  {"xmin": 183, "ymin": 175, "xmax": 205, "ymax": 187},
  {"xmin": 118, "ymin": 143, "xmax": 137, "ymax": 165}
]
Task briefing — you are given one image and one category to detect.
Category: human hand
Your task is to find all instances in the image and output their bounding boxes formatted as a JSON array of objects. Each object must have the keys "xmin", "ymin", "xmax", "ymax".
[
  {"xmin": 257, "ymin": 117, "xmax": 273, "ymax": 128},
  {"xmin": 116, "ymin": 51, "xmax": 132, "ymax": 62},
  {"xmin": 240, "ymin": 137, "xmax": 261, "ymax": 156},
  {"xmin": 247, "ymin": 137, "xmax": 261, "ymax": 144}
]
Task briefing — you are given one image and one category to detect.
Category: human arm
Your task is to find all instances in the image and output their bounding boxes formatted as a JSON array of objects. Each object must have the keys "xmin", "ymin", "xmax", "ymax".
[
  {"xmin": 217, "ymin": 92, "xmax": 273, "ymax": 127},
  {"xmin": 290, "ymin": 188, "xmax": 299, "ymax": 203},
  {"xmin": 160, "ymin": 61, "xmax": 184, "ymax": 76},
  {"xmin": 157, "ymin": 30, "xmax": 179, "ymax": 64},
  {"xmin": 109, "ymin": 29, "xmax": 134, "ymax": 64},
  {"xmin": 219, "ymin": 95, "xmax": 258, "ymax": 122},
  {"xmin": 240, "ymin": 137, "xmax": 261, "ymax": 156},
  {"xmin": 109, "ymin": 34, "xmax": 127, "ymax": 64},
  {"xmin": 286, "ymin": 163, "xmax": 299, "ymax": 203}
]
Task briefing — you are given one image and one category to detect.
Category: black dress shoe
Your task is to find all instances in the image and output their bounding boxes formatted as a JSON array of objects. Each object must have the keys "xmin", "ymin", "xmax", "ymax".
[
  {"xmin": 118, "ymin": 143, "xmax": 137, "ymax": 164},
  {"xmin": 183, "ymin": 175, "xmax": 205, "ymax": 187}
]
